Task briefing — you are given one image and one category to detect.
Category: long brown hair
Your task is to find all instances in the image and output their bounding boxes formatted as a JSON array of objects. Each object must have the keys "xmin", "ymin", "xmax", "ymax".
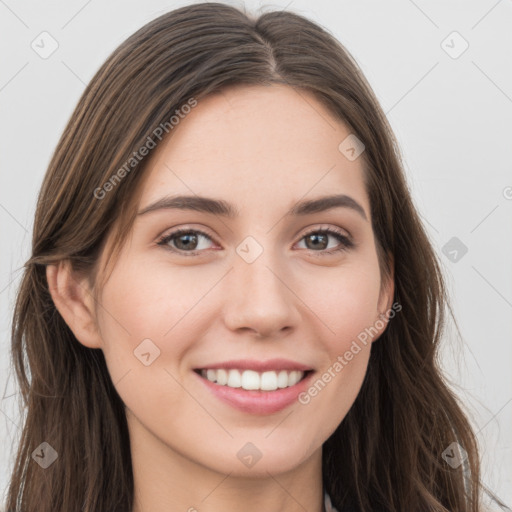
[{"xmin": 7, "ymin": 3, "xmax": 483, "ymax": 511}]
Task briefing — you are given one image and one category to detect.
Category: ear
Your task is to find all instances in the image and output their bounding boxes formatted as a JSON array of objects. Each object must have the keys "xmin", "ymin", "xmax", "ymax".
[
  {"xmin": 46, "ymin": 261, "xmax": 103, "ymax": 349},
  {"xmin": 373, "ymin": 253, "xmax": 396, "ymax": 342},
  {"xmin": 378, "ymin": 266, "xmax": 395, "ymax": 316}
]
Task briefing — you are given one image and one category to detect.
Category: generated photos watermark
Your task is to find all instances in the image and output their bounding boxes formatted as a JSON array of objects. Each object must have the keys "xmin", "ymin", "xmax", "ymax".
[
  {"xmin": 298, "ymin": 301, "xmax": 402, "ymax": 405},
  {"xmin": 93, "ymin": 97, "xmax": 198, "ymax": 200}
]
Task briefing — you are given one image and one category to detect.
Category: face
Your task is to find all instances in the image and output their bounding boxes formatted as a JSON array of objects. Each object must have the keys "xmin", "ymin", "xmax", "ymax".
[{"xmin": 88, "ymin": 84, "xmax": 393, "ymax": 477}]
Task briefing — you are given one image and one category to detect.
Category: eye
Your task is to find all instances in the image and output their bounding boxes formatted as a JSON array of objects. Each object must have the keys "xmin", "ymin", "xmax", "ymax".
[
  {"xmin": 157, "ymin": 228, "xmax": 216, "ymax": 256},
  {"xmin": 156, "ymin": 226, "xmax": 354, "ymax": 256},
  {"xmin": 295, "ymin": 226, "xmax": 354, "ymax": 255}
]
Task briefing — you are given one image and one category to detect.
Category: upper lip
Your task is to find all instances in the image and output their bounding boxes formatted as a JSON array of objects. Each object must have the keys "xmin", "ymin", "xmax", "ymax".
[{"xmin": 195, "ymin": 359, "xmax": 314, "ymax": 372}]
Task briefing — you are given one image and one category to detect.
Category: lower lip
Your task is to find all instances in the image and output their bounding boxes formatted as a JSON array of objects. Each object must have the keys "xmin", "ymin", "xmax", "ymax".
[{"xmin": 194, "ymin": 370, "xmax": 315, "ymax": 415}]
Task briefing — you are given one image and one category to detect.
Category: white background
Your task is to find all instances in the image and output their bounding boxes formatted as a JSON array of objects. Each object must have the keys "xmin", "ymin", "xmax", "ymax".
[{"xmin": 1, "ymin": 0, "xmax": 511, "ymax": 507}]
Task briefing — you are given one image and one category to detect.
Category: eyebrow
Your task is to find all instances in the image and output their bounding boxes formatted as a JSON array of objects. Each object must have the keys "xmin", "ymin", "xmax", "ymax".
[{"xmin": 137, "ymin": 193, "xmax": 368, "ymax": 221}]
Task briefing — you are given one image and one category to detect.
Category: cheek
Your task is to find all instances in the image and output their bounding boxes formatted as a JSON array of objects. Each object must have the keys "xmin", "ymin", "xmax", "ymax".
[
  {"xmin": 95, "ymin": 262, "xmax": 200, "ymax": 419},
  {"xmin": 298, "ymin": 274, "xmax": 379, "ymax": 441},
  {"xmin": 97, "ymin": 259, "xmax": 210, "ymax": 354},
  {"xmin": 312, "ymin": 260, "xmax": 383, "ymax": 347},
  {"xmin": 298, "ymin": 257, "xmax": 381, "ymax": 410}
]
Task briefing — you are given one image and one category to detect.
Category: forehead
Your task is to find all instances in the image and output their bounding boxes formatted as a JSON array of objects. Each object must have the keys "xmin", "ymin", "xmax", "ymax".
[{"xmin": 138, "ymin": 84, "xmax": 369, "ymax": 220}]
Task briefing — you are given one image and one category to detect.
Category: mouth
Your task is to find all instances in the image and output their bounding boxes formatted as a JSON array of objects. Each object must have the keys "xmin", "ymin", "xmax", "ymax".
[
  {"xmin": 192, "ymin": 358, "xmax": 316, "ymax": 414},
  {"xmin": 193, "ymin": 368, "xmax": 314, "ymax": 391},
  {"xmin": 193, "ymin": 365, "xmax": 315, "ymax": 415}
]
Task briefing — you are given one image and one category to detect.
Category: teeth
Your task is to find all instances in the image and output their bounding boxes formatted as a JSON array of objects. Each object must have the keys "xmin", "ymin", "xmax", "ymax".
[
  {"xmin": 227, "ymin": 369, "xmax": 242, "ymax": 388},
  {"xmin": 216, "ymin": 368, "xmax": 228, "ymax": 385},
  {"xmin": 241, "ymin": 370, "xmax": 260, "ymax": 390},
  {"xmin": 277, "ymin": 370, "xmax": 289, "ymax": 388},
  {"xmin": 200, "ymin": 369, "xmax": 306, "ymax": 390},
  {"xmin": 261, "ymin": 371, "xmax": 278, "ymax": 390}
]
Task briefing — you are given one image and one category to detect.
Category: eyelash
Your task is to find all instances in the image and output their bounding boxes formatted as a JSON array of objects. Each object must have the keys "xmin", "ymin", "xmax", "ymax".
[{"xmin": 156, "ymin": 226, "xmax": 354, "ymax": 257}]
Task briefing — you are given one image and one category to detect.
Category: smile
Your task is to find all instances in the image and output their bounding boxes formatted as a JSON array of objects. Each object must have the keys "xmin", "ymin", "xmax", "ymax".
[
  {"xmin": 196, "ymin": 368, "xmax": 310, "ymax": 391},
  {"xmin": 193, "ymin": 366, "xmax": 315, "ymax": 415}
]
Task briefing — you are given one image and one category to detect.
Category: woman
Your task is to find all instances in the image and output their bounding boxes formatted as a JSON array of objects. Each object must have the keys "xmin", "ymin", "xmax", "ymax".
[{"xmin": 6, "ymin": 3, "xmax": 485, "ymax": 511}]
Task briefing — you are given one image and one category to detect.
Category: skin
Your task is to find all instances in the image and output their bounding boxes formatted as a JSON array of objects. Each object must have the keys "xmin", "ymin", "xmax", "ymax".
[{"xmin": 47, "ymin": 84, "xmax": 394, "ymax": 512}]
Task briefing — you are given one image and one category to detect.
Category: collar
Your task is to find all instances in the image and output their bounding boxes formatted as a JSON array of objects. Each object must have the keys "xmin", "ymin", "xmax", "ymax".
[{"xmin": 324, "ymin": 490, "xmax": 339, "ymax": 512}]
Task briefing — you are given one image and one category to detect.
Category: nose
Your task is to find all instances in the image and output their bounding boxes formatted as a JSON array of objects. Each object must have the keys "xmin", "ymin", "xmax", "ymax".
[{"xmin": 222, "ymin": 249, "xmax": 300, "ymax": 339}]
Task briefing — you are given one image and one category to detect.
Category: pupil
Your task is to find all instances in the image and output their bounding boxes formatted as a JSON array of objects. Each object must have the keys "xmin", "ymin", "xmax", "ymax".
[
  {"xmin": 308, "ymin": 233, "xmax": 326, "ymax": 250},
  {"xmin": 177, "ymin": 233, "xmax": 197, "ymax": 250}
]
